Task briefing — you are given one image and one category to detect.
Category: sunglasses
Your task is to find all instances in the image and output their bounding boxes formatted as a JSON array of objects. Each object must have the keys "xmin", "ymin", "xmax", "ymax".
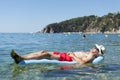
[
  {"xmin": 94, "ymin": 46, "xmax": 104, "ymax": 55},
  {"xmin": 94, "ymin": 46, "xmax": 99, "ymax": 52}
]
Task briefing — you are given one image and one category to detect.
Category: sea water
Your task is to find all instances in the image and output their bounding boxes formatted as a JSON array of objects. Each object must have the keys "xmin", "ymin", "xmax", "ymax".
[{"xmin": 0, "ymin": 33, "xmax": 120, "ymax": 80}]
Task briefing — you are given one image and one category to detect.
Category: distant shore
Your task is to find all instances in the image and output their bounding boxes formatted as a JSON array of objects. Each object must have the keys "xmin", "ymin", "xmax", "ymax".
[
  {"xmin": 37, "ymin": 31, "xmax": 120, "ymax": 34},
  {"xmin": 0, "ymin": 31, "xmax": 120, "ymax": 34},
  {"xmin": 40, "ymin": 13, "xmax": 120, "ymax": 34}
]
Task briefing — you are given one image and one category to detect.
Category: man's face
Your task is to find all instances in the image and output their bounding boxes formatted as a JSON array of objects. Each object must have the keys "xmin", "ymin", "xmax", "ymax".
[{"xmin": 91, "ymin": 46, "xmax": 99, "ymax": 54}]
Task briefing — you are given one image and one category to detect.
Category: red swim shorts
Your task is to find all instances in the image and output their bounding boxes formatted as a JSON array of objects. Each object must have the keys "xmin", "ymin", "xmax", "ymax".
[{"xmin": 53, "ymin": 52, "xmax": 73, "ymax": 61}]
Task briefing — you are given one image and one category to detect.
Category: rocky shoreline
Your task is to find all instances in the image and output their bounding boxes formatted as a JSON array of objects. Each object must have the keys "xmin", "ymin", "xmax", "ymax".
[{"xmin": 37, "ymin": 31, "xmax": 120, "ymax": 34}]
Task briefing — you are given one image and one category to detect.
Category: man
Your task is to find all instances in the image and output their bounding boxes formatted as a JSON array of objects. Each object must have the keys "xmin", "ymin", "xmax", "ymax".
[{"xmin": 11, "ymin": 44, "xmax": 106, "ymax": 64}]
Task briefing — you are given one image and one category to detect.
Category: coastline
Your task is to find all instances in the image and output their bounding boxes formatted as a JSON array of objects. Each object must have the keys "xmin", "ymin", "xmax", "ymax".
[
  {"xmin": 0, "ymin": 31, "xmax": 120, "ymax": 34},
  {"xmin": 38, "ymin": 31, "xmax": 120, "ymax": 34}
]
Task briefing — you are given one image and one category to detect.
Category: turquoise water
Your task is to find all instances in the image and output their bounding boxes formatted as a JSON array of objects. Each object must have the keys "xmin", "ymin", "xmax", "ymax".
[{"xmin": 0, "ymin": 33, "xmax": 120, "ymax": 80}]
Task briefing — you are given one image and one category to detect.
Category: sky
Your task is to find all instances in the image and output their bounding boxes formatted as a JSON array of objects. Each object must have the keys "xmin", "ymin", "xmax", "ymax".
[{"xmin": 0, "ymin": 0, "xmax": 120, "ymax": 33}]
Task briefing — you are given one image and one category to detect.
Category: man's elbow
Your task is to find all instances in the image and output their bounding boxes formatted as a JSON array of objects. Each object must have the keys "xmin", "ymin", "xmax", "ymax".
[{"xmin": 77, "ymin": 60, "xmax": 87, "ymax": 64}]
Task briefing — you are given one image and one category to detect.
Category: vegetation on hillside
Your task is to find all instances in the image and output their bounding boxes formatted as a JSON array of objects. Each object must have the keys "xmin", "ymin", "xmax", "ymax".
[{"xmin": 40, "ymin": 12, "xmax": 120, "ymax": 33}]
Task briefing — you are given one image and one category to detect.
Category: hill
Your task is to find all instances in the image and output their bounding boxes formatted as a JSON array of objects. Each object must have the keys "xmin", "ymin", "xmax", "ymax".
[{"xmin": 40, "ymin": 12, "xmax": 120, "ymax": 33}]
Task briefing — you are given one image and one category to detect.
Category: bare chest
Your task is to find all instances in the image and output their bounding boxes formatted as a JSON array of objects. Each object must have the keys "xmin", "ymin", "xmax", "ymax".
[{"xmin": 73, "ymin": 52, "xmax": 89, "ymax": 58}]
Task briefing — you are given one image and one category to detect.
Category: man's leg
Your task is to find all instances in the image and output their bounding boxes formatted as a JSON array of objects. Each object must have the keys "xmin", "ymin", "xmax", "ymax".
[
  {"xmin": 10, "ymin": 50, "xmax": 53, "ymax": 64},
  {"xmin": 21, "ymin": 50, "xmax": 52, "ymax": 60}
]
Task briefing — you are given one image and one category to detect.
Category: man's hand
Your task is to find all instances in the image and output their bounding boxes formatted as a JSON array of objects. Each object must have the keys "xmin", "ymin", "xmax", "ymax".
[{"xmin": 68, "ymin": 52, "xmax": 75, "ymax": 58}]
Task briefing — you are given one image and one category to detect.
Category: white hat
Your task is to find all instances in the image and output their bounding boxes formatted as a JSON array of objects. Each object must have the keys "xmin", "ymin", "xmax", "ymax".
[{"xmin": 95, "ymin": 44, "xmax": 106, "ymax": 55}]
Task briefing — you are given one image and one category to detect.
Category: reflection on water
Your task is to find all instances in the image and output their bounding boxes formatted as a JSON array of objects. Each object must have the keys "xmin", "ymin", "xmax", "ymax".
[{"xmin": 8, "ymin": 63, "xmax": 120, "ymax": 80}]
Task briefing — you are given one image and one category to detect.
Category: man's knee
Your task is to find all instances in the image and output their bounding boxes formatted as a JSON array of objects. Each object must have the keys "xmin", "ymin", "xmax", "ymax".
[
  {"xmin": 40, "ymin": 50, "xmax": 50, "ymax": 56},
  {"xmin": 41, "ymin": 50, "xmax": 47, "ymax": 53}
]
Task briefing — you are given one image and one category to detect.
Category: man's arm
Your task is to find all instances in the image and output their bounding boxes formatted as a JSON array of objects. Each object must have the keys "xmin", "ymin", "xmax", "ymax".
[{"xmin": 68, "ymin": 53, "xmax": 92, "ymax": 64}]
